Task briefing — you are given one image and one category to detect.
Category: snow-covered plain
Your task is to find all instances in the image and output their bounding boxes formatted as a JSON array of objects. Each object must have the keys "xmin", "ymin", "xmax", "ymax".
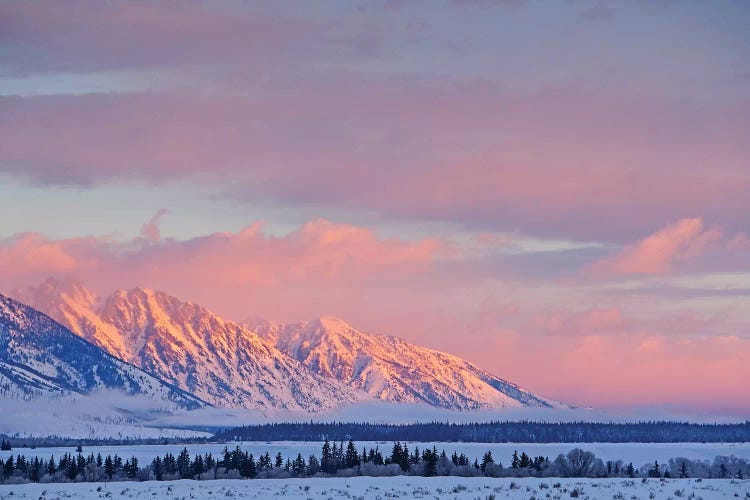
[
  {"xmin": 3, "ymin": 442, "xmax": 749, "ymax": 470},
  {"xmin": 0, "ymin": 476, "xmax": 748, "ymax": 499}
]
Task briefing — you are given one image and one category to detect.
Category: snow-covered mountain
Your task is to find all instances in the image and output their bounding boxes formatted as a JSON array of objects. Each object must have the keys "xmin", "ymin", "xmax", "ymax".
[
  {"xmin": 251, "ymin": 316, "xmax": 566, "ymax": 410},
  {"xmin": 15, "ymin": 279, "xmax": 363, "ymax": 412},
  {"xmin": 0, "ymin": 293, "xmax": 204, "ymax": 409},
  {"xmin": 16, "ymin": 278, "xmax": 565, "ymax": 412}
]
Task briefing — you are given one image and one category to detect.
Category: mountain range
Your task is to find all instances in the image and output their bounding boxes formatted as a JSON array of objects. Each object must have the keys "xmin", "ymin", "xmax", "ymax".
[
  {"xmin": 0, "ymin": 293, "xmax": 203, "ymax": 409},
  {"xmin": 6, "ymin": 278, "xmax": 565, "ymax": 413}
]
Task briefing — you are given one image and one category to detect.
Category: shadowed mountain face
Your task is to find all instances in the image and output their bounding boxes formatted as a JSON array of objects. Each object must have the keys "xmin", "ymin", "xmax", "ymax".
[
  {"xmin": 15, "ymin": 279, "xmax": 364, "ymax": 412},
  {"xmin": 251, "ymin": 316, "xmax": 566, "ymax": 411},
  {"xmin": 0, "ymin": 293, "xmax": 204, "ymax": 409},
  {"xmin": 16, "ymin": 279, "xmax": 566, "ymax": 412}
]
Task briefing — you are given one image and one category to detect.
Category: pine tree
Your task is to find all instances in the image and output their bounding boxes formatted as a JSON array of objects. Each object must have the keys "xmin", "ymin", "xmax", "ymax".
[
  {"xmin": 47, "ymin": 455, "xmax": 57, "ymax": 477},
  {"xmin": 292, "ymin": 453, "xmax": 305, "ymax": 477},
  {"xmin": 511, "ymin": 450, "xmax": 520, "ymax": 469},
  {"xmin": 152, "ymin": 456, "xmax": 163, "ymax": 481},
  {"xmin": 66, "ymin": 458, "xmax": 78, "ymax": 481},
  {"xmin": 240, "ymin": 453, "xmax": 257, "ymax": 478},
  {"xmin": 626, "ymin": 462, "xmax": 635, "ymax": 478},
  {"xmin": 345, "ymin": 440, "xmax": 360, "ymax": 468},
  {"xmin": 274, "ymin": 452, "xmax": 283, "ymax": 469},
  {"xmin": 177, "ymin": 448, "xmax": 191, "ymax": 478},
  {"xmin": 481, "ymin": 451, "xmax": 494, "ymax": 473},
  {"xmin": 423, "ymin": 449, "xmax": 438, "ymax": 477},
  {"xmin": 193, "ymin": 454, "xmax": 204, "ymax": 479},
  {"xmin": 3, "ymin": 455, "xmax": 13, "ymax": 479},
  {"xmin": 321, "ymin": 439, "xmax": 333, "ymax": 474},
  {"xmin": 306, "ymin": 454, "xmax": 320, "ymax": 476},
  {"xmin": 104, "ymin": 455, "xmax": 114, "ymax": 479}
]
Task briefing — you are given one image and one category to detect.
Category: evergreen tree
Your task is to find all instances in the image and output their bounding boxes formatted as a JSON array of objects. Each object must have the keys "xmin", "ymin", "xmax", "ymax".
[
  {"xmin": 321, "ymin": 439, "xmax": 333, "ymax": 474},
  {"xmin": 626, "ymin": 462, "xmax": 635, "ymax": 478},
  {"xmin": 152, "ymin": 456, "xmax": 163, "ymax": 481},
  {"xmin": 292, "ymin": 453, "xmax": 305, "ymax": 477},
  {"xmin": 3, "ymin": 455, "xmax": 13, "ymax": 479},
  {"xmin": 104, "ymin": 455, "xmax": 114, "ymax": 479},
  {"xmin": 66, "ymin": 458, "xmax": 78, "ymax": 481},
  {"xmin": 177, "ymin": 448, "xmax": 191, "ymax": 478},
  {"xmin": 193, "ymin": 454, "xmax": 204, "ymax": 479},
  {"xmin": 274, "ymin": 452, "xmax": 283, "ymax": 469},
  {"xmin": 306, "ymin": 454, "xmax": 320, "ymax": 476},
  {"xmin": 239, "ymin": 453, "xmax": 257, "ymax": 478},
  {"xmin": 511, "ymin": 450, "xmax": 520, "ymax": 469},
  {"xmin": 47, "ymin": 455, "xmax": 56, "ymax": 477},
  {"xmin": 423, "ymin": 449, "xmax": 438, "ymax": 477},
  {"xmin": 345, "ymin": 440, "xmax": 360, "ymax": 468},
  {"xmin": 647, "ymin": 461, "xmax": 661, "ymax": 478},
  {"xmin": 480, "ymin": 451, "xmax": 494, "ymax": 473}
]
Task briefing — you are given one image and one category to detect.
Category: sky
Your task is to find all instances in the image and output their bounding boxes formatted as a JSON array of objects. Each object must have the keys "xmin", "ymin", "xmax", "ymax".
[{"xmin": 1, "ymin": 0, "xmax": 749, "ymax": 416}]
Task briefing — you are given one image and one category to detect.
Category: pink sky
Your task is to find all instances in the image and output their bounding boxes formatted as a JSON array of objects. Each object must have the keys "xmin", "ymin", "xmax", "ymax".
[{"xmin": 1, "ymin": 0, "xmax": 748, "ymax": 415}]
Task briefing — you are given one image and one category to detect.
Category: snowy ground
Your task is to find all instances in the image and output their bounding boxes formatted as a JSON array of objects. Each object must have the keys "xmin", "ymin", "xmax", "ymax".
[
  {"xmin": 3, "ymin": 442, "xmax": 749, "ymax": 470},
  {"xmin": 0, "ymin": 476, "xmax": 748, "ymax": 499}
]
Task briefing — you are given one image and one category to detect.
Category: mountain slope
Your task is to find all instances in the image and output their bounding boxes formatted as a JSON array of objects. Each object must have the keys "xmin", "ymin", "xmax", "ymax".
[
  {"xmin": 252, "ymin": 316, "xmax": 565, "ymax": 410},
  {"xmin": 16, "ymin": 280, "xmax": 363, "ymax": 412},
  {"xmin": 0, "ymin": 293, "xmax": 204, "ymax": 409}
]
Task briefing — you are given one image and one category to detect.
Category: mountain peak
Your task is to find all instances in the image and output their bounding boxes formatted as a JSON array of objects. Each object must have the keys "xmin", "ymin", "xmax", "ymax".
[
  {"xmin": 17, "ymin": 276, "xmax": 96, "ymax": 308},
  {"xmin": 0, "ymin": 293, "xmax": 204, "ymax": 409},
  {"xmin": 18, "ymin": 282, "xmax": 364, "ymax": 412},
  {"xmin": 313, "ymin": 315, "xmax": 353, "ymax": 333},
  {"xmin": 265, "ymin": 318, "xmax": 567, "ymax": 410}
]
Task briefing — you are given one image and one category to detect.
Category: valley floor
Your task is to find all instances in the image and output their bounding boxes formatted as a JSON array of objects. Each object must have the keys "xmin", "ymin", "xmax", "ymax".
[{"xmin": 0, "ymin": 476, "xmax": 748, "ymax": 499}]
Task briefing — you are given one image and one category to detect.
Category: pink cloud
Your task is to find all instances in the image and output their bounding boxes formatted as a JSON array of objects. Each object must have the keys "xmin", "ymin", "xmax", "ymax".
[
  {"xmin": 461, "ymin": 309, "xmax": 750, "ymax": 414},
  {"xmin": 3, "ymin": 217, "xmax": 749, "ymax": 413},
  {"xmin": 2, "ymin": 87, "xmax": 749, "ymax": 241},
  {"xmin": 0, "ymin": 217, "xmax": 447, "ymax": 321},
  {"xmin": 588, "ymin": 217, "xmax": 750, "ymax": 276},
  {"xmin": 528, "ymin": 307, "xmax": 627, "ymax": 337},
  {"xmin": 139, "ymin": 208, "xmax": 168, "ymax": 242}
]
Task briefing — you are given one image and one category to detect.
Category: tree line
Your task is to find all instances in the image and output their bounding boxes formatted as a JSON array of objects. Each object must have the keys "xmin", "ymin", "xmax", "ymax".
[
  {"xmin": 214, "ymin": 420, "xmax": 750, "ymax": 443},
  {"xmin": 1, "ymin": 441, "xmax": 748, "ymax": 484}
]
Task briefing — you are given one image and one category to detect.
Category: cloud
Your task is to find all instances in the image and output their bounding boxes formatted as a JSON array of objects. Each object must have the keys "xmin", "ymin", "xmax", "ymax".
[
  {"xmin": 0, "ymin": 218, "xmax": 448, "ymax": 321},
  {"xmin": 140, "ymin": 208, "xmax": 168, "ymax": 242},
  {"xmin": 459, "ymin": 304, "xmax": 750, "ymax": 414},
  {"xmin": 588, "ymin": 218, "xmax": 750, "ymax": 276},
  {"xmin": 0, "ymin": 1, "xmax": 328, "ymax": 76},
  {"xmin": 2, "ymin": 90, "xmax": 749, "ymax": 241}
]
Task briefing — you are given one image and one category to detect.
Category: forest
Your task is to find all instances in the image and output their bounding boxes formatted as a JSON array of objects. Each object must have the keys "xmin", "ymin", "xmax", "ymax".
[
  {"xmin": 1, "ymin": 440, "xmax": 748, "ymax": 485},
  {"xmin": 215, "ymin": 420, "xmax": 750, "ymax": 443}
]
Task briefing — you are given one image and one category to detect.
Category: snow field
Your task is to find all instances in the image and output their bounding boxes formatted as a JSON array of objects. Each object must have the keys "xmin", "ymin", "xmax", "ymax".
[{"xmin": 0, "ymin": 476, "xmax": 749, "ymax": 499}]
